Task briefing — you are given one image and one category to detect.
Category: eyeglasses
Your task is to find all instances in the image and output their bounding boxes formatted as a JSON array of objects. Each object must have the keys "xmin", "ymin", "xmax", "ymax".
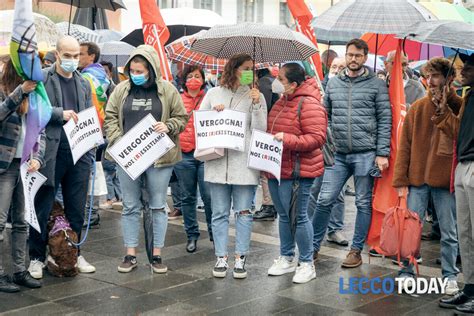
[{"xmin": 345, "ymin": 53, "xmax": 365, "ymax": 60}]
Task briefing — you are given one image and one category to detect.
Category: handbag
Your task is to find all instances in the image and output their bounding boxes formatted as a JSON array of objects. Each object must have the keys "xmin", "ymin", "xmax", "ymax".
[
  {"xmin": 322, "ymin": 127, "xmax": 336, "ymax": 167},
  {"xmin": 194, "ymin": 148, "xmax": 225, "ymax": 162}
]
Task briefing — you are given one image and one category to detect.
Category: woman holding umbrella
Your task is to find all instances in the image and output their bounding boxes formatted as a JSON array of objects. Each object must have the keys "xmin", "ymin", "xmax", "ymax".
[
  {"xmin": 266, "ymin": 63, "xmax": 327, "ymax": 284},
  {"xmin": 173, "ymin": 65, "xmax": 213, "ymax": 253},
  {"xmin": 199, "ymin": 53, "xmax": 267, "ymax": 279},
  {"xmin": 104, "ymin": 45, "xmax": 187, "ymax": 274}
]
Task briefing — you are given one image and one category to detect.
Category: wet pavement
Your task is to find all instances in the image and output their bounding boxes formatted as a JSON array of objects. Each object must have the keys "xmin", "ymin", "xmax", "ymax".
[{"xmin": 1, "ymin": 193, "xmax": 461, "ymax": 315}]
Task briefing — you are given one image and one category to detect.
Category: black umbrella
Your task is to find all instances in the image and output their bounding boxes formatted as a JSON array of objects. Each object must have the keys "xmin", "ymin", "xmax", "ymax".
[
  {"xmin": 289, "ymin": 176, "xmax": 300, "ymax": 239},
  {"xmin": 121, "ymin": 26, "xmax": 210, "ymax": 47},
  {"xmin": 141, "ymin": 185, "xmax": 154, "ymax": 272},
  {"xmin": 73, "ymin": 7, "xmax": 109, "ymax": 30}
]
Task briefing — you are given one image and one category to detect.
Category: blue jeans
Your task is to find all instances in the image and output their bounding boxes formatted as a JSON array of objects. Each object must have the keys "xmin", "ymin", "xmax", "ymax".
[
  {"xmin": 0, "ymin": 159, "xmax": 27, "ymax": 275},
  {"xmin": 117, "ymin": 166, "xmax": 173, "ymax": 249},
  {"xmin": 269, "ymin": 178, "xmax": 314, "ymax": 262},
  {"xmin": 170, "ymin": 173, "xmax": 182, "ymax": 209},
  {"xmin": 209, "ymin": 183, "xmax": 255, "ymax": 257},
  {"xmin": 174, "ymin": 151, "xmax": 212, "ymax": 241},
  {"xmin": 312, "ymin": 151, "xmax": 375, "ymax": 251},
  {"xmin": 308, "ymin": 174, "xmax": 346, "ymax": 234},
  {"xmin": 103, "ymin": 158, "xmax": 122, "ymax": 201},
  {"xmin": 399, "ymin": 185, "xmax": 459, "ymax": 280}
]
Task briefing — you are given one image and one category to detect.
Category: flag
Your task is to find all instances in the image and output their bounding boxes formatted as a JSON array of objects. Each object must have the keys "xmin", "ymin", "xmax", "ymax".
[
  {"xmin": 81, "ymin": 63, "xmax": 110, "ymax": 127},
  {"xmin": 287, "ymin": 0, "xmax": 324, "ymax": 81},
  {"xmin": 139, "ymin": 0, "xmax": 173, "ymax": 81},
  {"xmin": 10, "ymin": 0, "xmax": 52, "ymax": 164},
  {"xmin": 367, "ymin": 40, "xmax": 407, "ymax": 250}
]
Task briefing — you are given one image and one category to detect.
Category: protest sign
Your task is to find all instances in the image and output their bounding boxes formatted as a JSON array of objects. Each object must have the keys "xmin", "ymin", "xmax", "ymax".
[
  {"xmin": 247, "ymin": 130, "xmax": 283, "ymax": 182},
  {"xmin": 194, "ymin": 109, "xmax": 247, "ymax": 151},
  {"xmin": 107, "ymin": 114, "xmax": 175, "ymax": 180},
  {"xmin": 63, "ymin": 107, "xmax": 104, "ymax": 164},
  {"xmin": 20, "ymin": 163, "xmax": 46, "ymax": 233}
]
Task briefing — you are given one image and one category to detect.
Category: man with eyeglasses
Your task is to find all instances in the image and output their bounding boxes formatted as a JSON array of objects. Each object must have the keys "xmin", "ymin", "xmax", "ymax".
[
  {"xmin": 312, "ymin": 38, "xmax": 391, "ymax": 269},
  {"xmin": 384, "ymin": 50, "xmax": 425, "ymax": 110}
]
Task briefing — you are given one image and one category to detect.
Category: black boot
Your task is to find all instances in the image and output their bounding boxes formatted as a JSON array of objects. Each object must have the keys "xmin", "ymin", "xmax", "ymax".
[
  {"xmin": 455, "ymin": 299, "xmax": 474, "ymax": 314},
  {"xmin": 12, "ymin": 271, "xmax": 41, "ymax": 289},
  {"xmin": 186, "ymin": 240, "xmax": 197, "ymax": 253},
  {"xmin": 0, "ymin": 275, "xmax": 20, "ymax": 293},
  {"xmin": 440, "ymin": 291, "xmax": 471, "ymax": 309},
  {"xmin": 253, "ymin": 205, "xmax": 277, "ymax": 221}
]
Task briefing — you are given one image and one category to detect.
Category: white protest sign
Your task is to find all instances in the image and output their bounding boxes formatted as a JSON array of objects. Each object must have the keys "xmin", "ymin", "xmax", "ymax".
[
  {"xmin": 63, "ymin": 107, "xmax": 104, "ymax": 164},
  {"xmin": 107, "ymin": 114, "xmax": 175, "ymax": 180},
  {"xmin": 247, "ymin": 130, "xmax": 283, "ymax": 183},
  {"xmin": 194, "ymin": 109, "xmax": 247, "ymax": 151},
  {"xmin": 20, "ymin": 163, "xmax": 46, "ymax": 233}
]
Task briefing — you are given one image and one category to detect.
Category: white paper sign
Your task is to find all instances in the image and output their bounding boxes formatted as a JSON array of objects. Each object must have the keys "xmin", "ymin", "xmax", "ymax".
[
  {"xmin": 20, "ymin": 163, "xmax": 47, "ymax": 233},
  {"xmin": 194, "ymin": 109, "xmax": 247, "ymax": 151},
  {"xmin": 247, "ymin": 130, "xmax": 283, "ymax": 183},
  {"xmin": 63, "ymin": 107, "xmax": 104, "ymax": 164},
  {"xmin": 107, "ymin": 114, "xmax": 175, "ymax": 180}
]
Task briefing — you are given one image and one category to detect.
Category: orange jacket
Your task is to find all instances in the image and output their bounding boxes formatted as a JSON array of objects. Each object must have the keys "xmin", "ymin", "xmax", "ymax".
[{"xmin": 179, "ymin": 89, "xmax": 205, "ymax": 153}]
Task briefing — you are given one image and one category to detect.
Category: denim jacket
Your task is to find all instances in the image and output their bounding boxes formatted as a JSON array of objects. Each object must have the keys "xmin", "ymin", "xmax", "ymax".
[{"xmin": 0, "ymin": 85, "xmax": 46, "ymax": 174}]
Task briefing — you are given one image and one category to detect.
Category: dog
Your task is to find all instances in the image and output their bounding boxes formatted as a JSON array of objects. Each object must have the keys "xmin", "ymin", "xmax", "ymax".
[{"xmin": 46, "ymin": 202, "xmax": 79, "ymax": 277}]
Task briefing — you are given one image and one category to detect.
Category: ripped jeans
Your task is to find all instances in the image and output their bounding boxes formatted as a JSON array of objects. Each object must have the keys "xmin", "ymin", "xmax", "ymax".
[
  {"xmin": 208, "ymin": 183, "xmax": 255, "ymax": 257},
  {"xmin": 117, "ymin": 166, "xmax": 173, "ymax": 249}
]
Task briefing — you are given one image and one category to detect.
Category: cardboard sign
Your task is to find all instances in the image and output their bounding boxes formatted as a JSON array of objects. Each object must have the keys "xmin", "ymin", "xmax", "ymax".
[
  {"xmin": 247, "ymin": 130, "xmax": 283, "ymax": 182},
  {"xmin": 63, "ymin": 107, "xmax": 104, "ymax": 164},
  {"xmin": 194, "ymin": 109, "xmax": 247, "ymax": 151},
  {"xmin": 20, "ymin": 163, "xmax": 46, "ymax": 233},
  {"xmin": 107, "ymin": 114, "xmax": 175, "ymax": 180}
]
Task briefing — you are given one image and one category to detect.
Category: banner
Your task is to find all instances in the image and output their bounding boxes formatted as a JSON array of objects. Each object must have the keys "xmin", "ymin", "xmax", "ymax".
[
  {"xmin": 194, "ymin": 109, "xmax": 247, "ymax": 152},
  {"xmin": 63, "ymin": 107, "xmax": 104, "ymax": 164},
  {"xmin": 20, "ymin": 163, "xmax": 46, "ymax": 233},
  {"xmin": 107, "ymin": 114, "xmax": 175, "ymax": 180},
  {"xmin": 247, "ymin": 130, "xmax": 283, "ymax": 183}
]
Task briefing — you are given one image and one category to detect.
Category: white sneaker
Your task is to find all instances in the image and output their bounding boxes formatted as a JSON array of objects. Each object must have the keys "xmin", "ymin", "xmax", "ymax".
[
  {"xmin": 28, "ymin": 259, "xmax": 45, "ymax": 279},
  {"xmin": 76, "ymin": 255, "xmax": 96, "ymax": 273},
  {"xmin": 445, "ymin": 280, "xmax": 459, "ymax": 295},
  {"xmin": 292, "ymin": 262, "xmax": 316, "ymax": 284},
  {"xmin": 268, "ymin": 256, "xmax": 297, "ymax": 276},
  {"xmin": 327, "ymin": 231, "xmax": 349, "ymax": 246}
]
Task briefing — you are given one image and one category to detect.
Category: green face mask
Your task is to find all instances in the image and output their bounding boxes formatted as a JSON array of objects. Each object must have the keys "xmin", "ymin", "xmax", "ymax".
[{"xmin": 239, "ymin": 70, "xmax": 254, "ymax": 85}]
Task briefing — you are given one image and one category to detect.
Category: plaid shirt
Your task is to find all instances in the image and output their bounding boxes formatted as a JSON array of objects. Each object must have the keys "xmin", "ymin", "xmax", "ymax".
[{"xmin": 0, "ymin": 86, "xmax": 45, "ymax": 174}]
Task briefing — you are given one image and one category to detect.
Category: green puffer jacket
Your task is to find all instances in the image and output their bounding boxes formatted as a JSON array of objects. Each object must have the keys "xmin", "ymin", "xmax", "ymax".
[
  {"xmin": 104, "ymin": 45, "xmax": 187, "ymax": 168},
  {"xmin": 324, "ymin": 67, "xmax": 392, "ymax": 157}
]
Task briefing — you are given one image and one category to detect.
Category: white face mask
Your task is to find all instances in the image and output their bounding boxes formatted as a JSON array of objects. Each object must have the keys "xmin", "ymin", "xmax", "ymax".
[
  {"xmin": 271, "ymin": 79, "xmax": 286, "ymax": 94},
  {"xmin": 328, "ymin": 73, "xmax": 336, "ymax": 78}
]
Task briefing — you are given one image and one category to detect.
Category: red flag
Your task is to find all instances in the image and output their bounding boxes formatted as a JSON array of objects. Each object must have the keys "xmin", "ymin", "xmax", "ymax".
[
  {"xmin": 367, "ymin": 40, "xmax": 407, "ymax": 249},
  {"xmin": 139, "ymin": 0, "xmax": 173, "ymax": 81},
  {"xmin": 287, "ymin": 0, "xmax": 324, "ymax": 80}
]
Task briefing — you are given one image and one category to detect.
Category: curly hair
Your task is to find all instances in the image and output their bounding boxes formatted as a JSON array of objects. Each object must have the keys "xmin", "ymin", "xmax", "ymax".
[
  {"xmin": 422, "ymin": 57, "xmax": 452, "ymax": 78},
  {"xmin": 220, "ymin": 53, "xmax": 253, "ymax": 90}
]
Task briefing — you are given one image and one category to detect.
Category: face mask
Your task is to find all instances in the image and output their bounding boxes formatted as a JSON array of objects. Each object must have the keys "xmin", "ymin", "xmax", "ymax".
[
  {"xmin": 60, "ymin": 58, "xmax": 79, "ymax": 73},
  {"xmin": 239, "ymin": 70, "xmax": 254, "ymax": 85},
  {"xmin": 186, "ymin": 77, "xmax": 203, "ymax": 91},
  {"xmin": 131, "ymin": 73, "xmax": 148, "ymax": 86},
  {"xmin": 271, "ymin": 79, "xmax": 286, "ymax": 94},
  {"xmin": 328, "ymin": 73, "xmax": 336, "ymax": 78}
]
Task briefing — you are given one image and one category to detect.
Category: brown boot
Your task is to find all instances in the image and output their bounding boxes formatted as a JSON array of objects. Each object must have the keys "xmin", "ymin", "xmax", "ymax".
[
  {"xmin": 313, "ymin": 251, "xmax": 319, "ymax": 263},
  {"xmin": 341, "ymin": 249, "xmax": 362, "ymax": 268}
]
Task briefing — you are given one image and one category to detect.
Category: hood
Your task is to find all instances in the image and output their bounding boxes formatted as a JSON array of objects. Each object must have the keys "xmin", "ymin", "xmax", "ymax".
[
  {"xmin": 287, "ymin": 77, "xmax": 320, "ymax": 102},
  {"xmin": 124, "ymin": 45, "xmax": 163, "ymax": 84},
  {"xmin": 338, "ymin": 66, "xmax": 376, "ymax": 83}
]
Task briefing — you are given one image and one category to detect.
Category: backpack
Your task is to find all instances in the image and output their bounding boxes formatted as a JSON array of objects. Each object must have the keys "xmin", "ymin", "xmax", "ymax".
[{"xmin": 379, "ymin": 197, "xmax": 423, "ymax": 273}]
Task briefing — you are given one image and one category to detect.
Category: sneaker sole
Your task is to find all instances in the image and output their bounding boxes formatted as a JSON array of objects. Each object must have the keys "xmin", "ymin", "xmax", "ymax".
[
  {"xmin": 153, "ymin": 267, "xmax": 168, "ymax": 274},
  {"xmin": 213, "ymin": 270, "xmax": 227, "ymax": 278},
  {"xmin": 78, "ymin": 268, "xmax": 96, "ymax": 273},
  {"xmin": 29, "ymin": 273, "xmax": 43, "ymax": 279},
  {"xmin": 118, "ymin": 265, "xmax": 137, "ymax": 273},
  {"xmin": 168, "ymin": 216, "xmax": 182, "ymax": 220},
  {"xmin": 341, "ymin": 261, "xmax": 362, "ymax": 268},
  {"xmin": 268, "ymin": 267, "xmax": 297, "ymax": 276},
  {"xmin": 369, "ymin": 252, "xmax": 383, "ymax": 258},
  {"xmin": 292, "ymin": 272, "xmax": 316, "ymax": 284},
  {"xmin": 445, "ymin": 289, "xmax": 460, "ymax": 296},
  {"xmin": 439, "ymin": 302, "xmax": 459, "ymax": 309},
  {"xmin": 233, "ymin": 271, "xmax": 247, "ymax": 279},
  {"xmin": 327, "ymin": 238, "xmax": 349, "ymax": 246}
]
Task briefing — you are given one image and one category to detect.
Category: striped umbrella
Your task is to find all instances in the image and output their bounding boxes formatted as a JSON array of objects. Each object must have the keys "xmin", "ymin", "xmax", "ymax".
[
  {"xmin": 314, "ymin": 0, "xmax": 436, "ymax": 44},
  {"xmin": 56, "ymin": 22, "xmax": 101, "ymax": 43},
  {"xmin": 165, "ymin": 30, "xmax": 271, "ymax": 71},
  {"xmin": 191, "ymin": 23, "xmax": 318, "ymax": 63}
]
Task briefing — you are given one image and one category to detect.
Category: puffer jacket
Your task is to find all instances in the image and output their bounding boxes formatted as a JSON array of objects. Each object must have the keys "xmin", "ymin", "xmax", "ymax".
[
  {"xmin": 324, "ymin": 67, "xmax": 391, "ymax": 157},
  {"xmin": 267, "ymin": 77, "xmax": 327, "ymax": 179},
  {"xmin": 180, "ymin": 89, "xmax": 205, "ymax": 153}
]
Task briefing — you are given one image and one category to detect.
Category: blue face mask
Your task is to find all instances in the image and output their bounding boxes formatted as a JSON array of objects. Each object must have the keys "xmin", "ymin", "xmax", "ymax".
[
  {"xmin": 131, "ymin": 73, "xmax": 148, "ymax": 86},
  {"xmin": 60, "ymin": 58, "xmax": 79, "ymax": 73}
]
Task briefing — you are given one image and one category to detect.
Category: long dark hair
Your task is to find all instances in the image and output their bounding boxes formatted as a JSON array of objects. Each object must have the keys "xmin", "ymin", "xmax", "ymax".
[
  {"xmin": 1, "ymin": 58, "xmax": 28, "ymax": 114},
  {"xmin": 220, "ymin": 53, "xmax": 252, "ymax": 90}
]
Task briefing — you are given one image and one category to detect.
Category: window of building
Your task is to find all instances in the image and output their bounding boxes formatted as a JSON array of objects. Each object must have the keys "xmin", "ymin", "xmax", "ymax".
[
  {"xmin": 279, "ymin": 1, "xmax": 292, "ymax": 26},
  {"xmin": 237, "ymin": 0, "xmax": 257, "ymax": 23}
]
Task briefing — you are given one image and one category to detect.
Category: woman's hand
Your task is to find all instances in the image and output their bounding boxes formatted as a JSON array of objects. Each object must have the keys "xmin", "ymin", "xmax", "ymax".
[
  {"xmin": 27, "ymin": 159, "xmax": 41, "ymax": 172},
  {"xmin": 213, "ymin": 104, "xmax": 225, "ymax": 112},
  {"xmin": 249, "ymin": 88, "xmax": 260, "ymax": 104},
  {"xmin": 21, "ymin": 80, "xmax": 37, "ymax": 94},
  {"xmin": 153, "ymin": 122, "xmax": 169, "ymax": 134},
  {"xmin": 274, "ymin": 132, "xmax": 284, "ymax": 142}
]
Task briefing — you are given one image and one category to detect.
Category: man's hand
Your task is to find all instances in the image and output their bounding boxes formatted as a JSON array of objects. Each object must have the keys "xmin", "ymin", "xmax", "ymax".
[
  {"xmin": 63, "ymin": 110, "xmax": 78, "ymax": 123},
  {"xmin": 27, "ymin": 159, "xmax": 41, "ymax": 172},
  {"xmin": 375, "ymin": 156, "xmax": 389, "ymax": 172},
  {"xmin": 21, "ymin": 80, "xmax": 37, "ymax": 94},
  {"xmin": 213, "ymin": 104, "xmax": 225, "ymax": 112},
  {"xmin": 274, "ymin": 132, "xmax": 284, "ymax": 142},
  {"xmin": 249, "ymin": 88, "xmax": 260, "ymax": 104},
  {"xmin": 396, "ymin": 186, "xmax": 408, "ymax": 197},
  {"xmin": 153, "ymin": 122, "xmax": 169, "ymax": 134},
  {"xmin": 432, "ymin": 85, "xmax": 449, "ymax": 113}
]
